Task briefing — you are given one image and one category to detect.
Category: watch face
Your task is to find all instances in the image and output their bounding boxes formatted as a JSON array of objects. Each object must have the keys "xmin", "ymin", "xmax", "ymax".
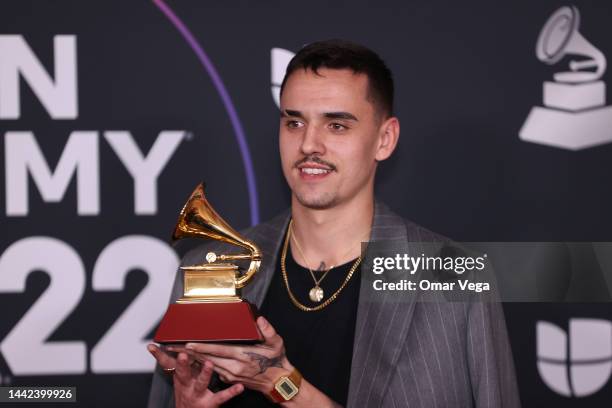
[{"xmin": 275, "ymin": 377, "xmax": 298, "ymax": 400}]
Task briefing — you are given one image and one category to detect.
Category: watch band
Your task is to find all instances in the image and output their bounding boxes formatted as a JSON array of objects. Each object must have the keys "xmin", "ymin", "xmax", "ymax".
[{"xmin": 268, "ymin": 368, "xmax": 302, "ymax": 403}]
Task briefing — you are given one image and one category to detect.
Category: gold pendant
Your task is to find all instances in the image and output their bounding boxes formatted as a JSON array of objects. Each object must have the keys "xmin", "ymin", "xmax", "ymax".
[{"xmin": 309, "ymin": 286, "xmax": 324, "ymax": 303}]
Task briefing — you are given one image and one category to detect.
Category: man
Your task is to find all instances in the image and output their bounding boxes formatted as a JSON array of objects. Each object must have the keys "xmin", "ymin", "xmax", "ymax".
[{"xmin": 148, "ymin": 39, "xmax": 520, "ymax": 407}]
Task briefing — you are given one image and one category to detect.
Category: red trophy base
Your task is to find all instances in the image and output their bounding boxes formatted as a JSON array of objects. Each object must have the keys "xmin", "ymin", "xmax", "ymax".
[{"xmin": 153, "ymin": 301, "xmax": 263, "ymax": 344}]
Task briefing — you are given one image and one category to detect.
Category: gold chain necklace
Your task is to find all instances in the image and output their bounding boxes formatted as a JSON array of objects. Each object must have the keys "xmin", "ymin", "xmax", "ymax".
[
  {"xmin": 281, "ymin": 219, "xmax": 362, "ymax": 312},
  {"xmin": 289, "ymin": 222, "xmax": 334, "ymax": 302}
]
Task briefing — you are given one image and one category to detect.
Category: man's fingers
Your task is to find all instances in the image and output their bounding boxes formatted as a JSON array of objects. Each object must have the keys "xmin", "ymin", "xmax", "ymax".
[
  {"xmin": 200, "ymin": 354, "xmax": 242, "ymax": 375},
  {"xmin": 212, "ymin": 383, "xmax": 244, "ymax": 405},
  {"xmin": 256, "ymin": 316, "xmax": 280, "ymax": 346},
  {"xmin": 185, "ymin": 342, "xmax": 242, "ymax": 359},
  {"xmin": 147, "ymin": 344, "xmax": 176, "ymax": 370},
  {"xmin": 213, "ymin": 365, "xmax": 238, "ymax": 383},
  {"xmin": 193, "ymin": 360, "xmax": 213, "ymax": 395},
  {"xmin": 174, "ymin": 352, "xmax": 193, "ymax": 386}
]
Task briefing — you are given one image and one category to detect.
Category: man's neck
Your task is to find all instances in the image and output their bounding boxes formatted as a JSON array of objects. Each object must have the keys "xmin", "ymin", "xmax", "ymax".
[{"xmin": 289, "ymin": 195, "xmax": 374, "ymax": 270}]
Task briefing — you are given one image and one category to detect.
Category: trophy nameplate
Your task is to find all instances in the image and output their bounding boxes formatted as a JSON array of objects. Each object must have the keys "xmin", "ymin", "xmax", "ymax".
[{"xmin": 154, "ymin": 183, "xmax": 263, "ymax": 344}]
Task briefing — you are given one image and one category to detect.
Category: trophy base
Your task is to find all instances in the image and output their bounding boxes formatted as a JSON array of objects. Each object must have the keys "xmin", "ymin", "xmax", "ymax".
[
  {"xmin": 153, "ymin": 301, "xmax": 263, "ymax": 344},
  {"xmin": 519, "ymin": 105, "xmax": 612, "ymax": 150}
]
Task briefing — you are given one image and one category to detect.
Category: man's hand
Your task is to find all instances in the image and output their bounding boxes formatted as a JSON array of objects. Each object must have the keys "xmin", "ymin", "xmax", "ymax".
[
  {"xmin": 148, "ymin": 345, "xmax": 244, "ymax": 408},
  {"xmin": 163, "ymin": 317, "xmax": 341, "ymax": 407},
  {"xmin": 167, "ymin": 316, "xmax": 291, "ymax": 394}
]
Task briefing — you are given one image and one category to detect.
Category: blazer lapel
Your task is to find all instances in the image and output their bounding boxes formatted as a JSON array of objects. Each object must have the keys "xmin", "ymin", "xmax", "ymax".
[
  {"xmin": 241, "ymin": 210, "xmax": 290, "ymax": 308},
  {"xmin": 346, "ymin": 202, "xmax": 419, "ymax": 408}
]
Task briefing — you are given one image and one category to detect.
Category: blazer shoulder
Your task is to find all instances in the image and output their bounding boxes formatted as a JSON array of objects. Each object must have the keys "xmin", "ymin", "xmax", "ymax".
[{"xmin": 401, "ymin": 217, "xmax": 452, "ymax": 244}]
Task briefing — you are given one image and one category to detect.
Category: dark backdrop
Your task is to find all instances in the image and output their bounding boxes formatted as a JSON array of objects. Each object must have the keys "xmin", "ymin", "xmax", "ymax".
[{"xmin": 0, "ymin": 1, "xmax": 611, "ymax": 406}]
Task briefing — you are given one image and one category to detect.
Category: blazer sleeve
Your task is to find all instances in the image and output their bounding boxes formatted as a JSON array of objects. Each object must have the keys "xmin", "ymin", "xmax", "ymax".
[
  {"xmin": 466, "ymin": 300, "xmax": 521, "ymax": 408},
  {"xmin": 147, "ymin": 258, "xmax": 185, "ymax": 408},
  {"xmin": 148, "ymin": 360, "xmax": 176, "ymax": 408}
]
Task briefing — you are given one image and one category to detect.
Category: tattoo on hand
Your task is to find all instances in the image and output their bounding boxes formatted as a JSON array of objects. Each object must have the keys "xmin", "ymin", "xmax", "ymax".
[{"xmin": 243, "ymin": 351, "xmax": 284, "ymax": 374}]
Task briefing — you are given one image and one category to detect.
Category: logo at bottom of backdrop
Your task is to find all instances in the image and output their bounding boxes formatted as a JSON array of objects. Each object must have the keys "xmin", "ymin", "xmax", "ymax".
[{"xmin": 537, "ymin": 318, "xmax": 612, "ymax": 397}]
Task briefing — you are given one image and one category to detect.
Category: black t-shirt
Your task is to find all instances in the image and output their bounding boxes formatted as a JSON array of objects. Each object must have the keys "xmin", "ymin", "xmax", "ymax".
[{"xmin": 223, "ymin": 242, "xmax": 361, "ymax": 407}]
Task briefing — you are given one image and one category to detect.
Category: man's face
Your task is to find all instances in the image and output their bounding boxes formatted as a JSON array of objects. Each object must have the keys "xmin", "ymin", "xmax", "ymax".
[{"xmin": 279, "ymin": 68, "xmax": 388, "ymax": 210}]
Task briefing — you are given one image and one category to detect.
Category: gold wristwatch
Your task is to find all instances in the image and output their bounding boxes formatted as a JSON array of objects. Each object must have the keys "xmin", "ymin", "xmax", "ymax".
[{"xmin": 268, "ymin": 368, "xmax": 302, "ymax": 403}]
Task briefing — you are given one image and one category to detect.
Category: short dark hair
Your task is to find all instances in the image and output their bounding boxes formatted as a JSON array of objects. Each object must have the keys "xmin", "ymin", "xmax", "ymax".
[{"xmin": 279, "ymin": 39, "xmax": 394, "ymax": 118}]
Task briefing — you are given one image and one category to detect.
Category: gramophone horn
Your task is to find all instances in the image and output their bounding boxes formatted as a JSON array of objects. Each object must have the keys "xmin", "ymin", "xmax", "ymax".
[
  {"xmin": 172, "ymin": 183, "xmax": 262, "ymax": 288},
  {"xmin": 535, "ymin": 6, "xmax": 606, "ymax": 83}
]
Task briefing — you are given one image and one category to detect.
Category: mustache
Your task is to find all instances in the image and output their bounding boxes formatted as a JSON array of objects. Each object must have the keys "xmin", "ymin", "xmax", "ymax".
[{"xmin": 293, "ymin": 156, "xmax": 337, "ymax": 171}]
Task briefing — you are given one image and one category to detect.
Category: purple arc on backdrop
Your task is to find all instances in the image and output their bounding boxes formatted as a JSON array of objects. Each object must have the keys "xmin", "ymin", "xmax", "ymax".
[{"xmin": 153, "ymin": 0, "xmax": 259, "ymax": 226}]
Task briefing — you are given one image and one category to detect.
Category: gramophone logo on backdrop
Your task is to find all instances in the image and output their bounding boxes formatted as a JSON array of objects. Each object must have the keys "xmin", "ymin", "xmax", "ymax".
[
  {"xmin": 519, "ymin": 6, "xmax": 612, "ymax": 150},
  {"xmin": 537, "ymin": 318, "xmax": 612, "ymax": 397}
]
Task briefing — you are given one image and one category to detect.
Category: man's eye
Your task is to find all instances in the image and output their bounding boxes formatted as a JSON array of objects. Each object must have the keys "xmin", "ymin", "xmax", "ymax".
[
  {"xmin": 286, "ymin": 120, "xmax": 303, "ymax": 129},
  {"xmin": 329, "ymin": 123, "xmax": 348, "ymax": 131}
]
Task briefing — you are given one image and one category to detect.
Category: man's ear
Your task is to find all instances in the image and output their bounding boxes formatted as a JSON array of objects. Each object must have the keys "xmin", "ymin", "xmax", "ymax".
[{"xmin": 375, "ymin": 116, "xmax": 400, "ymax": 161}]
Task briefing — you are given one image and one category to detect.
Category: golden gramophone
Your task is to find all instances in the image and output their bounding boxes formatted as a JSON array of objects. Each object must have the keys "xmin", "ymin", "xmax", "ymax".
[{"xmin": 153, "ymin": 183, "xmax": 263, "ymax": 344}]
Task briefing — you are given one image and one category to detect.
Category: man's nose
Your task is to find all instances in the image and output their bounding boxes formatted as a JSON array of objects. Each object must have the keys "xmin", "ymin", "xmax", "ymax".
[{"xmin": 300, "ymin": 124, "xmax": 326, "ymax": 156}]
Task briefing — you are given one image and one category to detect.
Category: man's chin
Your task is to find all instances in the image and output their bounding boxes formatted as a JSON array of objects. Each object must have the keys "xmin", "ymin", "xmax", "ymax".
[{"xmin": 294, "ymin": 192, "xmax": 338, "ymax": 210}]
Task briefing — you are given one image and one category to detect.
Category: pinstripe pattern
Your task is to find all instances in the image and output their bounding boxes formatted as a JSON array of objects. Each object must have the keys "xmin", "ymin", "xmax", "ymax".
[{"xmin": 148, "ymin": 203, "xmax": 520, "ymax": 408}]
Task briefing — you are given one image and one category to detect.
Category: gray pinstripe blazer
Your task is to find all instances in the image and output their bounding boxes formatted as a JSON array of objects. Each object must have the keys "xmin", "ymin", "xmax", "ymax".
[{"xmin": 148, "ymin": 202, "xmax": 521, "ymax": 408}]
